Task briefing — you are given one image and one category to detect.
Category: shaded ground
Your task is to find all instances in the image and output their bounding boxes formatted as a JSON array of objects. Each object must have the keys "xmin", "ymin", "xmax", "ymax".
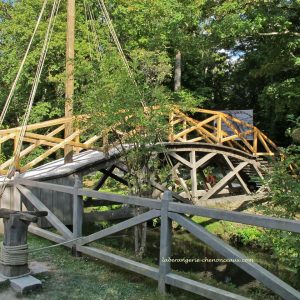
[{"xmin": 0, "ymin": 234, "xmax": 201, "ymax": 300}]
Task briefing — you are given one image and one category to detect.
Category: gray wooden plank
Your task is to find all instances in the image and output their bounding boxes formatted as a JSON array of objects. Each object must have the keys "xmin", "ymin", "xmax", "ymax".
[
  {"xmin": 73, "ymin": 175, "xmax": 83, "ymax": 238},
  {"xmin": 52, "ymin": 178, "xmax": 62, "ymax": 225},
  {"xmin": 30, "ymin": 186, "xmax": 44, "ymax": 227},
  {"xmin": 78, "ymin": 209, "xmax": 161, "ymax": 246},
  {"xmin": 28, "ymin": 225, "xmax": 70, "ymax": 246},
  {"xmin": 168, "ymin": 202, "xmax": 300, "ymax": 233},
  {"xmin": 169, "ymin": 212, "xmax": 300, "ymax": 300},
  {"xmin": 17, "ymin": 178, "xmax": 74, "ymax": 194},
  {"xmin": 84, "ymin": 207, "xmax": 135, "ymax": 222},
  {"xmin": 64, "ymin": 175, "xmax": 75, "ymax": 226},
  {"xmin": 165, "ymin": 273, "xmax": 250, "ymax": 300},
  {"xmin": 17, "ymin": 185, "xmax": 73, "ymax": 239},
  {"xmin": 195, "ymin": 152, "xmax": 217, "ymax": 169},
  {"xmin": 78, "ymin": 188, "xmax": 161, "ymax": 209},
  {"xmin": 190, "ymin": 151, "xmax": 197, "ymax": 199},
  {"xmin": 77, "ymin": 245, "xmax": 159, "ymax": 280},
  {"xmin": 158, "ymin": 191, "xmax": 172, "ymax": 293},
  {"xmin": 168, "ymin": 152, "xmax": 192, "ymax": 168},
  {"xmin": 39, "ymin": 183, "xmax": 53, "ymax": 228}
]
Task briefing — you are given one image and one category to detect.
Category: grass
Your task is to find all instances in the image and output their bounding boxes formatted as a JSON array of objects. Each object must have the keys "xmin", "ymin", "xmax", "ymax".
[{"xmin": 0, "ymin": 234, "xmax": 202, "ymax": 300}]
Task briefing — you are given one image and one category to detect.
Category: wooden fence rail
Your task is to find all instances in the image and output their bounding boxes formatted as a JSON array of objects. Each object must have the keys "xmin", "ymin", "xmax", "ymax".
[{"xmin": 12, "ymin": 178, "xmax": 300, "ymax": 300}]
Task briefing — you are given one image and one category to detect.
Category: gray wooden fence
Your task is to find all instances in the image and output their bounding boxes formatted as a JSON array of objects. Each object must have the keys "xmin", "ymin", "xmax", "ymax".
[{"xmin": 12, "ymin": 177, "xmax": 300, "ymax": 300}]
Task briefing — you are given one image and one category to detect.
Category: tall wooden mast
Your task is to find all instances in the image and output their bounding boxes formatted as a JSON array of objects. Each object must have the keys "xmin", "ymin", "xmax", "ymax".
[{"xmin": 64, "ymin": 0, "xmax": 75, "ymax": 163}]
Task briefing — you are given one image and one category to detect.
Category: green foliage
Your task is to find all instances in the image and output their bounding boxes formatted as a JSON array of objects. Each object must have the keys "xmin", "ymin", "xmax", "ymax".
[
  {"xmin": 198, "ymin": 0, "xmax": 300, "ymax": 142},
  {"xmin": 1, "ymin": 0, "xmax": 299, "ymax": 145},
  {"xmin": 233, "ymin": 227, "xmax": 263, "ymax": 247},
  {"xmin": 29, "ymin": 102, "xmax": 61, "ymax": 123},
  {"xmin": 258, "ymin": 143, "xmax": 300, "ymax": 272}
]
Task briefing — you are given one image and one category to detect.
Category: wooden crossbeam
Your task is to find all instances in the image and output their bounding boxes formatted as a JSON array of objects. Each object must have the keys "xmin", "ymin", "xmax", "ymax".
[
  {"xmin": 221, "ymin": 129, "xmax": 254, "ymax": 143},
  {"xmin": 78, "ymin": 209, "xmax": 160, "ymax": 245},
  {"xmin": 24, "ymin": 131, "xmax": 90, "ymax": 150},
  {"xmin": 221, "ymin": 117, "xmax": 254, "ymax": 153},
  {"xmin": 201, "ymin": 162, "xmax": 249, "ymax": 201},
  {"xmin": 195, "ymin": 153, "xmax": 217, "ymax": 169},
  {"xmin": 222, "ymin": 155, "xmax": 251, "ymax": 195},
  {"xmin": 168, "ymin": 152, "xmax": 192, "ymax": 168},
  {"xmin": 0, "ymin": 125, "xmax": 66, "ymax": 171},
  {"xmin": 0, "ymin": 133, "xmax": 15, "ymax": 144},
  {"xmin": 0, "ymin": 117, "xmax": 73, "ymax": 135},
  {"xmin": 17, "ymin": 185, "xmax": 73, "ymax": 239},
  {"xmin": 169, "ymin": 213, "xmax": 300, "ymax": 300},
  {"xmin": 173, "ymin": 115, "xmax": 218, "ymax": 140},
  {"xmin": 258, "ymin": 132, "xmax": 272, "ymax": 154},
  {"xmin": 21, "ymin": 131, "xmax": 80, "ymax": 172}
]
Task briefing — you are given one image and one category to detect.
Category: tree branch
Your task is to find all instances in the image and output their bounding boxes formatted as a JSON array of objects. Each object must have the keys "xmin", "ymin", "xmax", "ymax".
[{"xmin": 259, "ymin": 31, "xmax": 300, "ymax": 37}]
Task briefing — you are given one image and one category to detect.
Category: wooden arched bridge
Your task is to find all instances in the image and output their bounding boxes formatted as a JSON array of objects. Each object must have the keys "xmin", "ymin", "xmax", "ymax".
[{"xmin": 0, "ymin": 107, "xmax": 278, "ymax": 204}]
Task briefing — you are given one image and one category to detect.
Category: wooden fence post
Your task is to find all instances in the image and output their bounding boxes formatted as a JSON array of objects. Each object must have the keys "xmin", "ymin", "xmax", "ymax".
[
  {"xmin": 72, "ymin": 175, "xmax": 83, "ymax": 255},
  {"xmin": 158, "ymin": 191, "xmax": 172, "ymax": 294}
]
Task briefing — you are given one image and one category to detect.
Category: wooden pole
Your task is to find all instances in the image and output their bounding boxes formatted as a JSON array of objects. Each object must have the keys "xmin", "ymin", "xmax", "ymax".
[
  {"xmin": 158, "ymin": 191, "xmax": 172, "ymax": 294},
  {"xmin": 64, "ymin": 0, "xmax": 75, "ymax": 163},
  {"xmin": 174, "ymin": 50, "xmax": 181, "ymax": 92}
]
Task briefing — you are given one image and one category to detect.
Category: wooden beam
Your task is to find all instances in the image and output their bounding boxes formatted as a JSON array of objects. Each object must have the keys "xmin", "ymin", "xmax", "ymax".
[
  {"xmin": 190, "ymin": 151, "xmax": 197, "ymax": 199},
  {"xmin": 221, "ymin": 117, "xmax": 254, "ymax": 153},
  {"xmin": 17, "ymin": 178, "xmax": 74, "ymax": 194},
  {"xmin": 21, "ymin": 131, "xmax": 80, "ymax": 172},
  {"xmin": 77, "ymin": 245, "xmax": 159, "ymax": 280},
  {"xmin": 78, "ymin": 188, "xmax": 161, "ymax": 210},
  {"xmin": 217, "ymin": 116, "xmax": 222, "ymax": 143},
  {"xmin": 222, "ymin": 155, "xmax": 251, "ymax": 195},
  {"xmin": 17, "ymin": 185, "xmax": 73, "ymax": 239},
  {"xmin": 158, "ymin": 191, "xmax": 172, "ymax": 293},
  {"xmin": 78, "ymin": 209, "xmax": 160, "ymax": 245},
  {"xmin": 168, "ymin": 152, "xmax": 192, "ymax": 168},
  {"xmin": 24, "ymin": 132, "xmax": 90, "ymax": 150},
  {"xmin": 201, "ymin": 162, "xmax": 249, "ymax": 201},
  {"xmin": 165, "ymin": 273, "xmax": 249, "ymax": 300},
  {"xmin": 84, "ymin": 207, "xmax": 135, "ymax": 222},
  {"xmin": 64, "ymin": 0, "xmax": 76, "ymax": 163},
  {"xmin": 195, "ymin": 153, "xmax": 217, "ymax": 169},
  {"xmin": 258, "ymin": 132, "xmax": 272, "ymax": 154},
  {"xmin": 0, "ymin": 117, "xmax": 72, "ymax": 135},
  {"xmin": 0, "ymin": 125, "xmax": 66, "ymax": 171},
  {"xmin": 169, "ymin": 213, "xmax": 300, "ymax": 300},
  {"xmin": 169, "ymin": 202, "xmax": 300, "ymax": 233}
]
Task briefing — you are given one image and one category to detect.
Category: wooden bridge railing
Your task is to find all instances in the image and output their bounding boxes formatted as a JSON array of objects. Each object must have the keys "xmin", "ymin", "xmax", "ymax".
[
  {"xmin": 169, "ymin": 108, "xmax": 279, "ymax": 157},
  {"xmin": 12, "ymin": 177, "xmax": 300, "ymax": 300},
  {"xmin": 0, "ymin": 107, "xmax": 279, "ymax": 175}
]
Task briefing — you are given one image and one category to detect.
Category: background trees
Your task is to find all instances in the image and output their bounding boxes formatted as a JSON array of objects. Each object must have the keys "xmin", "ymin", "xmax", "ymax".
[{"xmin": 0, "ymin": 0, "xmax": 299, "ymax": 142}]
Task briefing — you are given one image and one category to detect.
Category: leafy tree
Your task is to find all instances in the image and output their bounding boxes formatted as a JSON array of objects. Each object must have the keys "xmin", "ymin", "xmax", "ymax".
[
  {"xmin": 198, "ymin": 0, "xmax": 300, "ymax": 142},
  {"xmin": 259, "ymin": 119, "xmax": 300, "ymax": 277}
]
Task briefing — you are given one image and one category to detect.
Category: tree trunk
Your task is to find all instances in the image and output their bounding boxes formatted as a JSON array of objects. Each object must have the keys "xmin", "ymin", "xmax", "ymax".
[
  {"xmin": 134, "ymin": 206, "xmax": 147, "ymax": 258},
  {"xmin": 174, "ymin": 50, "xmax": 182, "ymax": 92}
]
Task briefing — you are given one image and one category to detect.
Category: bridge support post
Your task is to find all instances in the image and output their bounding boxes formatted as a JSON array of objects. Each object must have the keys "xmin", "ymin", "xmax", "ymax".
[
  {"xmin": 72, "ymin": 175, "xmax": 83, "ymax": 256},
  {"xmin": 158, "ymin": 191, "xmax": 172, "ymax": 294}
]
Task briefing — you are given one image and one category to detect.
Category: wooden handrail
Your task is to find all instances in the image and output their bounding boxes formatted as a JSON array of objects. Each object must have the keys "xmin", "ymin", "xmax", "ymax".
[{"xmin": 0, "ymin": 107, "xmax": 279, "ymax": 174}]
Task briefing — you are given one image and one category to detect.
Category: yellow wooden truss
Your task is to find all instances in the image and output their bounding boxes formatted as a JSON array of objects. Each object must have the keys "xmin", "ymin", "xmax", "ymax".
[{"xmin": 0, "ymin": 107, "xmax": 278, "ymax": 175}]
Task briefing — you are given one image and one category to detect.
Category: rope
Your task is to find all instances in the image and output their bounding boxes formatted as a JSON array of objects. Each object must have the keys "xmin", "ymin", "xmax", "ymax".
[
  {"xmin": 83, "ymin": 0, "xmax": 95, "ymax": 62},
  {"xmin": 88, "ymin": 4, "xmax": 103, "ymax": 62},
  {"xmin": 0, "ymin": 0, "xmax": 48, "ymax": 128},
  {"xmin": 94, "ymin": 1, "xmax": 180, "ymax": 197},
  {"xmin": 0, "ymin": 243, "xmax": 28, "ymax": 266},
  {"xmin": 0, "ymin": 0, "xmax": 61, "ymax": 202},
  {"xmin": 96, "ymin": 0, "xmax": 146, "ymax": 107}
]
